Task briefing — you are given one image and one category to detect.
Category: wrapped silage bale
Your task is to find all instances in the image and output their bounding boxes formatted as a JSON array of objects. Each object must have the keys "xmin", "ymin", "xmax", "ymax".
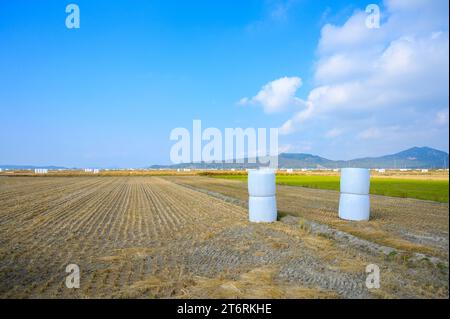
[
  {"xmin": 338, "ymin": 193, "xmax": 370, "ymax": 221},
  {"xmin": 338, "ymin": 168, "xmax": 371, "ymax": 221},
  {"xmin": 340, "ymin": 168, "xmax": 370, "ymax": 195},
  {"xmin": 249, "ymin": 196, "xmax": 277, "ymax": 222},
  {"xmin": 248, "ymin": 169, "xmax": 276, "ymax": 197},
  {"xmin": 248, "ymin": 169, "xmax": 277, "ymax": 222}
]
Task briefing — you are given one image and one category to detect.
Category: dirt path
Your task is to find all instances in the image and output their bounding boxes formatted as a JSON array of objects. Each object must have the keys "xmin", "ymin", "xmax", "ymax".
[{"xmin": 0, "ymin": 176, "xmax": 447, "ymax": 298}]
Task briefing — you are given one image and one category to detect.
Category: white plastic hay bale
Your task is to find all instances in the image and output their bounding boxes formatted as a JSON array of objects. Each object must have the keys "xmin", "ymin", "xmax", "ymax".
[
  {"xmin": 247, "ymin": 169, "xmax": 277, "ymax": 222},
  {"xmin": 248, "ymin": 169, "xmax": 276, "ymax": 197},
  {"xmin": 340, "ymin": 168, "xmax": 370, "ymax": 195},
  {"xmin": 338, "ymin": 193, "xmax": 370, "ymax": 221},
  {"xmin": 339, "ymin": 168, "xmax": 371, "ymax": 221},
  {"xmin": 249, "ymin": 196, "xmax": 277, "ymax": 222}
]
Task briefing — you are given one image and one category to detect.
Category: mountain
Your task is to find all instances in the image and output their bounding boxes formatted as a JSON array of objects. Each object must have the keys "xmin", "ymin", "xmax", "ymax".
[
  {"xmin": 2, "ymin": 147, "xmax": 447, "ymax": 170},
  {"xmin": 150, "ymin": 147, "xmax": 449, "ymax": 169},
  {"xmin": 278, "ymin": 147, "xmax": 449, "ymax": 169},
  {"xmin": 341, "ymin": 147, "xmax": 449, "ymax": 169},
  {"xmin": 278, "ymin": 153, "xmax": 334, "ymax": 168}
]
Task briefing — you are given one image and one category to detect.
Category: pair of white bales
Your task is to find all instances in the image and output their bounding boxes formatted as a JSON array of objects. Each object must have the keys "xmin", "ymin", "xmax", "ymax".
[{"xmin": 248, "ymin": 168, "xmax": 370, "ymax": 222}]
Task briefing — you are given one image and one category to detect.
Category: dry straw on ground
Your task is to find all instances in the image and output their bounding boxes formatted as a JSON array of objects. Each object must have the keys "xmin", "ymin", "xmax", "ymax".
[{"xmin": 0, "ymin": 176, "xmax": 448, "ymax": 298}]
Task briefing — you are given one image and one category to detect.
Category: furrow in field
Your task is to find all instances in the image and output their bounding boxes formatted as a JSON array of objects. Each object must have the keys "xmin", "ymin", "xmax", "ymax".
[
  {"xmin": 0, "ymin": 178, "xmax": 107, "ymax": 229},
  {"xmin": 111, "ymin": 181, "xmax": 133, "ymax": 245},
  {"xmin": 0, "ymin": 177, "xmax": 99, "ymax": 211},
  {"xmin": 15, "ymin": 178, "xmax": 117, "ymax": 241},
  {"xmin": 1, "ymin": 176, "xmax": 447, "ymax": 299},
  {"xmin": 0, "ymin": 177, "xmax": 82, "ymax": 202},
  {"xmin": 141, "ymin": 182, "xmax": 176, "ymax": 239},
  {"xmin": 0, "ymin": 179, "xmax": 116, "ymax": 279},
  {"xmin": 0, "ymin": 178, "xmax": 129, "ymax": 296},
  {"xmin": 153, "ymin": 177, "xmax": 245, "ymax": 233},
  {"xmin": 148, "ymin": 179, "xmax": 199, "ymax": 234},
  {"xmin": 98, "ymin": 180, "xmax": 129, "ymax": 244}
]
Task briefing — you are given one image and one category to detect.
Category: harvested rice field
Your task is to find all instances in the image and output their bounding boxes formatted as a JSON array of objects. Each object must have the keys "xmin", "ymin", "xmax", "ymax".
[{"xmin": 0, "ymin": 176, "xmax": 448, "ymax": 298}]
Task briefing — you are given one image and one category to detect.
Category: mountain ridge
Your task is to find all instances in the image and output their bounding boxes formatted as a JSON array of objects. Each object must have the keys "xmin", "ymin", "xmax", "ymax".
[
  {"xmin": 150, "ymin": 146, "xmax": 449, "ymax": 169},
  {"xmin": 1, "ymin": 147, "xmax": 448, "ymax": 170}
]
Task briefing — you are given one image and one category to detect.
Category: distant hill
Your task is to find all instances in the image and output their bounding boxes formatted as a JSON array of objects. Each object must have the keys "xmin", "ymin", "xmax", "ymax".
[
  {"xmin": 338, "ymin": 147, "xmax": 449, "ymax": 169},
  {"xmin": 2, "ymin": 147, "xmax": 448, "ymax": 170},
  {"xmin": 278, "ymin": 153, "xmax": 334, "ymax": 169},
  {"xmin": 150, "ymin": 147, "xmax": 449, "ymax": 169}
]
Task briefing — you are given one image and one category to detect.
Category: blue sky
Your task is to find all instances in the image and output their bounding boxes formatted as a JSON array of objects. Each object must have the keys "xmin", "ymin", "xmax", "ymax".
[{"xmin": 0, "ymin": 0, "xmax": 448, "ymax": 167}]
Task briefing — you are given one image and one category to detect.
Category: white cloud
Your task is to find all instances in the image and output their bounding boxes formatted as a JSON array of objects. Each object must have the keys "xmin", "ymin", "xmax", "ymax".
[
  {"xmin": 238, "ymin": 1, "xmax": 448, "ymax": 157},
  {"xmin": 237, "ymin": 97, "xmax": 250, "ymax": 105},
  {"xmin": 315, "ymin": 53, "xmax": 372, "ymax": 83},
  {"xmin": 386, "ymin": 0, "xmax": 429, "ymax": 11},
  {"xmin": 280, "ymin": 141, "xmax": 312, "ymax": 153},
  {"xmin": 279, "ymin": 0, "xmax": 449, "ymax": 137},
  {"xmin": 318, "ymin": 12, "xmax": 384, "ymax": 54},
  {"xmin": 279, "ymin": 100, "xmax": 313, "ymax": 134},
  {"xmin": 239, "ymin": 76, "xmax": 304, "ymax": 113}
]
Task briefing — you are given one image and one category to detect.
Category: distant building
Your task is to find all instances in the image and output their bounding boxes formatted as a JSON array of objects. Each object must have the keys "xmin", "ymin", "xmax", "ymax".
[
  {"xmin": 421, "ymin": 169, "xmax": 429, "ymax": 173},
  {"xmin": 34, "ymin": 168, "xmax": 48, "ymax": 174},
  {"xmin": 84, "ymin": 168, "xmax": 99, "ymax": 173},
  {"xmin": 286, "ymin": 168, "xmax": 294, "ymax": 173}
]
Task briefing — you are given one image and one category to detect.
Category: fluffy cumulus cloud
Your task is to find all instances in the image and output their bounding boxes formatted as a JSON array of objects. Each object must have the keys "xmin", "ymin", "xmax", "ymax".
[
  {"xmin": 242, "ymin": 0, "xmax": 449, "ymax": 157},
  {"xmin": 239, "ymin": 76, "xmax": 304, "ymax": 113},
  {"xmin": 282, "ymin": 0, "xmax": 449, "ymax": 134}
]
